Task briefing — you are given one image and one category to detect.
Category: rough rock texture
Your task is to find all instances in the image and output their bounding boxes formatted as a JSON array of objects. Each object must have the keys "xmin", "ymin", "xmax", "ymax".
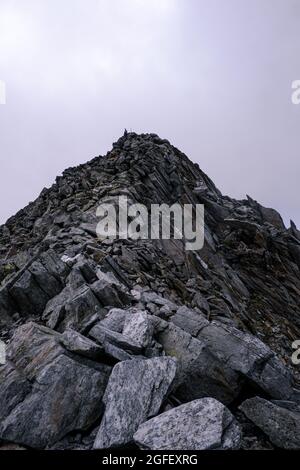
[
  {"xmin": 0, "ymin": 132, "xmax": 299, "ymax": 449},
  {"xmin": 239, "ymin": 397, "xmax": 300, "ymax": 449},
  {"xmin": 0, "ymin": 355, "xmax": 109, "ymax": 449},
  {"xmin": 60, "ymin": 328, "xmax": 104, "ymax": 359},
  {"xmin": 0, "ymin": 322, "xmax": 111, "ymax": 449},
  {"xmin": 122, "ymin": 310, "xmax": 154, "ymax": 348},
  {"xmin": 134, "ymin": 398, "xmax": 241, "ymax": 450},
  {"xmin": 93, "ymin": 357, "xmax": 177, "ymax": 449}
]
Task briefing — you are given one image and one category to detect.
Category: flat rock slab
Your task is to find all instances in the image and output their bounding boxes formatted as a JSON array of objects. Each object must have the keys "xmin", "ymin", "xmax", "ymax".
[
  {"xmin": 239, "ymin": 397, "xmax": 300, "ymax": 449},
  {"xmin": 134, "ymin": 398, "xmax": 241, "ymax": 450},
  {"xmin": 60, "ymin": 328, "xmax": 104, "ymax": 359},
  {"xmin": 93, "ymin": 356, "xmax": 177, "ymax": 449},
  {"xmin": 89, "ymin": 325, "xmax": 143, "ymax": 354}
]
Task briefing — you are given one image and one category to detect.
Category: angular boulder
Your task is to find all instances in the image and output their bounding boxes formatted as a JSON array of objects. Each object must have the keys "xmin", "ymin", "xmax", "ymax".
[
  {"xmin": 96, "ymin": 308, "xmax": 130, "ymax": 333},
  {"xmin": 93, "ymin": 357, "xmax": 177, "ymax": 449},
  {"xmin": 170, "ymin": 306, "xmax": 209, "ymax": 336},
  {"xmin": 197, "ymin": 321, "xmax": 294, "ymax": 400},
  {"xmin": 90, "ymin": 325, "xmax": 143, "ymax": 354},
  {"xmin": 0, "ymin": 321, "xmax": 111, "ymax": 448},
  {"xmin": 239, "ymin": 397, "xmax": 300, "ymax": 449},
  {"xmin": 151, "ymin": 316, "xmax": 241, "ymax": 404},
  {"xmin": 90, "ymin": 279, "xmax": 132, "ymax": 308},
  {"xmin": 134, "ymin": 398, "xmax": 241, "ymax": 450},
  {"xmin": 60, "ymin": 328, "xmax": 104, "ymax": 359},
  {"xmin": 7, "ymin": 322, "xmax": 64, "ymax": 380},
  {"xmin": 122, "ymin": 310, "xmax": 154, "ymax": 348},
  {"xmin": 0, "ymin": 354, "xmax": 110, "ymax": 449}
]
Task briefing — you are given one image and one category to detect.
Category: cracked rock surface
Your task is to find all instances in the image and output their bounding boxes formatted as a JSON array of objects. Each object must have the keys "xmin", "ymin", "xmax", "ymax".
[{"xmin": 133, "ymin": 397, "xmax": 241, "ymax": 450}]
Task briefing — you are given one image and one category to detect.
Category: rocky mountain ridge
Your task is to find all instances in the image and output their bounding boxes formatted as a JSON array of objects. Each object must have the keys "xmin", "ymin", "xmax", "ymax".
[{"xmin": 0, "ymin": 132, "xmax": 300, "ymax": 450}]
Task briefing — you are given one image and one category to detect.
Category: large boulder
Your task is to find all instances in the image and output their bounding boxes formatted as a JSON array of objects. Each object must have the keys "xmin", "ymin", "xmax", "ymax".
[
  {"xmin": 95, "ymin": 308, "xmax": 130, "ymax": 333},
  {"xmin": 0, "ymin": 321, "xmax": 111, "ymax": 448},
  {"xmin": 7, "ymin": 322, "xmax": 64, "ymax": 380},
  {"xmin": 239, "ymin": 397, "xmax": 300, "ymax": 449},
  {"xmin": 93, "ymin": 357, "xmax": 177, "ymax": 449},
  {"xmin": 150, "ymin": 315, "xmax": 293, "ymax": 404},
  {"xmin": 9, "ymin": 270, "xmax": 50, "ymax": 316},
  {"xmin": 170, "ymin": 306, "xmax": 209, "ymax": 336},
  {"xmin": 0, "ymin": 354, "xmax": 110, "ymax": 449},
  {"xmin": 151, "ymin": 316, "xmax": 242, "ymax": 404},
  {"xmin": 6, "ymin": 250, "xmax": 68, "ymax": 317},
  {"xmin": 134, "ymin": 398, "xmax": 241, "ymax": 450},
  {"xmin": 197, "ymin": 321, "xmax": 294, "ymax": 400},
  {"xmin": 44, "ymin": 284, "xmax": 104, "ymax": 332}
]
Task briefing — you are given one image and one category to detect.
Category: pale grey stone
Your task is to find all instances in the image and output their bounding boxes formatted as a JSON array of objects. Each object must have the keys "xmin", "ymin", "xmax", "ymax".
[
  {"xmin": 134, "ymin": 398, "xmax": 241, "ymax": 450},
  {"xmin": 122, "ymin": 310, "xmax": 153, "ymax": 348},
  {"xmin": 93, "ymin": 356, "xmax": 177, "ymax": 449}
]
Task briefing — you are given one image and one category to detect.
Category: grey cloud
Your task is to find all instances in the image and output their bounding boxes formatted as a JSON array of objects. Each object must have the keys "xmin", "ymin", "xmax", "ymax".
[{"xmin": 0, "ymin": 0, "xmax": 299, "ymax": 226}]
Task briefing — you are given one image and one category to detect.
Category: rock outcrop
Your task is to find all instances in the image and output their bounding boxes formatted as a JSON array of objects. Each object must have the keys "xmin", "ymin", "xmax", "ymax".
[
  {"xmin": 134, "ymin": 398, "xmax": 241, "ymax": 450},
  {"xmin": 0, "ymin": 131, "xmax": 299, "ymax": 450},
  {"xmin": 93, "ymin": 357, "xmax": 177, "ymax": 449}
]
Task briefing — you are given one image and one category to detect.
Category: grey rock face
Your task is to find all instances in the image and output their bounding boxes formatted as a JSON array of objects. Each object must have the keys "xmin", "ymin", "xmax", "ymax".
[
  {"xmin": 0, "ymin": 321, "xmax": 111, "ymax": 449},
  {"xmin": 239, "ymin": 397, "xmax": 300, "ymax": 449},
  {"xmin": 170, "ymin": 306, "xmax": 209, "ymax": 336},
  {"xmin": 96, "ymin": 308, "xmax": 130, "ymax": 333},
  {"xmin": 150, "ymin": 315, "xmax": 294, "ymax": 404},
  {"xmin": 151, "ymin": 316, "xmax": 242, "ymax": 404},
  {"xmin": 1, "ymin": 250, "xmax": 68, "ymax": 319},
  {"xmin": 90, "ymin": 279, "xmax": 132, "ymax": 308},
  {"xmin": 93, "ymin": 357, "xmax": 177, "ymax": 449},
  {"xmin": 0, "ymin": 363, "xmax": 32, "ymax": 422},
  {"xmin": 103, "ymin": 342, "xmax": 135, "ymax": 362},
  {"xmin": 0, "ymin": 354, "xmax": 110, "ymax": 449},
  {"xmin": 89, "ymin": 325, "xmax": 143, "ymax": 354},
  {"xmin": 134, "ymin": 398, "xmax": 241, "ymax": 450},
  {"xmin": 197, "ymin": 321, "xmax": 294, "ymax": 400},
  {"xmin": 9, "ymin": 270, "xmax": 50, "ymax": 316},
  {"xmin": 60, "ymin": 328, "xmax": 104, "ymax": 359},
  {"xmin": 62, "ymin": 285, "xmax": 103, "ymax": 331},
  {"xmin": 7, "ymin": 322, "xmax": 64, "ymax": 380},
  {"xmin": 122, "ymin": 310, "xmax": 154, "ymax": 348}
]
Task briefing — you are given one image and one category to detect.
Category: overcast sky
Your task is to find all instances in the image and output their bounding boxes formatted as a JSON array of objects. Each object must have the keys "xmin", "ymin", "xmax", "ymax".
[{"xmin": 0, "ymin": 0, "xmax": 299, "ymax": 227}]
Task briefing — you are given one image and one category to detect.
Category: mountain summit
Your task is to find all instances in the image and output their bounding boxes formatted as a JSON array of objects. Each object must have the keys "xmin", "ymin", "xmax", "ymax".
[{"xmin": 0, "ymin": 132, "xmax": 300, "ymax": 450}]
